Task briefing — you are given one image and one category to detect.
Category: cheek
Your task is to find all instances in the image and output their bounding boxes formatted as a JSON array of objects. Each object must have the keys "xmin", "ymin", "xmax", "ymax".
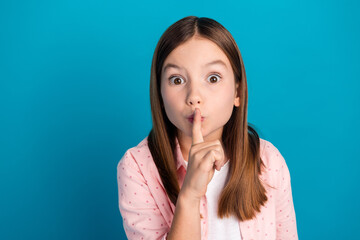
[
  {"xmin": 161, "ymin": 84, "xmax": 171, "ymax": 107},
  {"xmin": 162, "ymin": 91, "xmax": 177, "ymax": 110},
  {"xmin": 213, "ymin": 88, "xmax": 236, "ymax": 119},
  {"xmin": 217, "ymin": 86, "xmax": 236, "ymax": 106},
  {"xmin": 161, "ymin": 88, "xmax": 182, "ymax": 123},
  {"xmin": 161, "ymin": 84, "xmax": 184, "ymax": 109}
]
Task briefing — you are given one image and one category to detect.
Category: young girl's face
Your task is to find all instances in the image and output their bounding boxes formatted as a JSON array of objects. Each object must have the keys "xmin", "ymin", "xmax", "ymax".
[{"xmin": 160, "ymin": 36, "xmax": 240, "ymax": 142}]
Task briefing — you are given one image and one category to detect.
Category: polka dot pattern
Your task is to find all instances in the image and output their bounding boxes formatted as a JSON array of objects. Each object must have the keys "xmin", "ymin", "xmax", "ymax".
[{"xmin": 117, "ymin": 136, "xmax": 298, "ymax": 240}]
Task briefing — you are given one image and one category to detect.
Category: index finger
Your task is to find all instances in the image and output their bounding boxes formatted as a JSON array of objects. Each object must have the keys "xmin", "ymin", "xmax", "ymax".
[{"xmin": 192, "ymin": 108, "xmax": 204, "ymax": 145}]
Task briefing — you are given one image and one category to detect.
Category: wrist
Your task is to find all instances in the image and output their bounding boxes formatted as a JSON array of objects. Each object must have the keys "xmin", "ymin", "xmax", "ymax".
[{"xmin": 178, "ymin": 189, "xmax": 201, "ymax": 207}]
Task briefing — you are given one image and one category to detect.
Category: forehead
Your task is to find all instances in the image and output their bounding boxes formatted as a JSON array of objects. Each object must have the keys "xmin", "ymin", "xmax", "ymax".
[{"xmin": 162, "ymin": 37, "xmax": 231, "ymax": 73}]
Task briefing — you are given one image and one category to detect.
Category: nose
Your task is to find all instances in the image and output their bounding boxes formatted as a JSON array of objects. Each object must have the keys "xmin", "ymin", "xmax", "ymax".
[
  {"xmin": 186, "ymin": 83, "xmax": 202, "ymax": 107},
  {"xmin": 188, "ymin": 99, "xmax": 201, "ymax": 105}
]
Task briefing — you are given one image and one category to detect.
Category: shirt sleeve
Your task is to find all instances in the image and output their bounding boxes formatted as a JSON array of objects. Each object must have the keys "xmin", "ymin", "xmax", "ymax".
[
  {"xmin": 270, "ymin": 143, "xmax": 298, "ymax": 240},
  {"xmin": 117, "ymin": 150, "xmax": 169, "ymax": 240}
]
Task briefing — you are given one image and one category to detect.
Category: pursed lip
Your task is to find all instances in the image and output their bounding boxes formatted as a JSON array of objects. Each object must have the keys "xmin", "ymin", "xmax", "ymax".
[{"xmin": 187, "ymin": 116, "xmax": 205, "ymax": 122}]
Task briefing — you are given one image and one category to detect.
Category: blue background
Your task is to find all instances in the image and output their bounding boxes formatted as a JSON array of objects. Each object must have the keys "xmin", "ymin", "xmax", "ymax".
[{"xmin": 1, "ymin": 0, "xmax": 359, "ymax": 239}]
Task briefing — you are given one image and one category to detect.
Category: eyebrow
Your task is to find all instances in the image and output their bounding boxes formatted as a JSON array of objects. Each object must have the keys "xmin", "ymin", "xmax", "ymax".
[{"xmin": 162, "ymin": 59, "xmax": 228, "ymax": 73}]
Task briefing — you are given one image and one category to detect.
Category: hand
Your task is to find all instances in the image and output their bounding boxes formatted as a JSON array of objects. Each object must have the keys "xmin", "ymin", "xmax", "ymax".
[{"xmin": 180, "ymin": 108, "xmax": 226, "ymax": 202}]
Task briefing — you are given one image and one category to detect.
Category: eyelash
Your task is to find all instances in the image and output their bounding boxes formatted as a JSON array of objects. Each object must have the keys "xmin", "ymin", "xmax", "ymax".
[{"xmin": 168, "ymin": 73, "xmax": 222, "ymax": 85}]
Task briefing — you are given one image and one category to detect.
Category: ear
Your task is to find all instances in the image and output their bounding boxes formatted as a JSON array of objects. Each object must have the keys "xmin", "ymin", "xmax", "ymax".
[{"xmin": 234, "ymin": 82, "xmax": 240, "ymax": 107}]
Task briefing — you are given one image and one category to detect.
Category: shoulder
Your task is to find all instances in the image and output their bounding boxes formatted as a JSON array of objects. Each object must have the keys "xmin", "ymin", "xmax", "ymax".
[
  {"xmin": 117, "ymin": 136, "xmax": 151, "ymax": 169},
  {"xmin": 117, "ymin": 136, "xmax": 161, "ymax": 186},
  {"xmin": 259, "ymin": 138, "xmax": 291, "ymax": 188},
  {"xmin": 259, "ymin": 138, "xmax": 285, "ymax": 168}
]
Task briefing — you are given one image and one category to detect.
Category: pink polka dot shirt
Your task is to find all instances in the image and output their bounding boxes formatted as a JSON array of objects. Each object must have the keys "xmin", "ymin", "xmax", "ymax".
[{"xmin": 117, "ymin": 136, "xmax": 298, "ymax": 240}]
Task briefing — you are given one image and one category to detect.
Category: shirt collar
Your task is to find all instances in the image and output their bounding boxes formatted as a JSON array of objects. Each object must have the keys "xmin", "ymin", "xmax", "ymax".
[{"xmin": 175, "ymin": 136, "xmax": 187, "ymax": 170}]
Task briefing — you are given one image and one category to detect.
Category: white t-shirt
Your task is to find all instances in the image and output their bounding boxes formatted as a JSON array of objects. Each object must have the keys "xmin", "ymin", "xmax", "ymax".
[{"xmin": 184, "ymin": 160, "xmax": 241, "ymax": 240}]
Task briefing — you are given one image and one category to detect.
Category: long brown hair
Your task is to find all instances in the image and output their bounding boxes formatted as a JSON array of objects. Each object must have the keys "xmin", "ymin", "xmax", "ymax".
[{"xmin": 147, "ymin": 16, "xmax": 267, "ymax": 221}]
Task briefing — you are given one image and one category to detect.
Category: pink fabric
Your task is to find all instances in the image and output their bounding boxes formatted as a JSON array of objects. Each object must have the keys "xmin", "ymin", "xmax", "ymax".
[{"xmin": 117, "ymin": 136, "xmax": 298, "ymax": 240}]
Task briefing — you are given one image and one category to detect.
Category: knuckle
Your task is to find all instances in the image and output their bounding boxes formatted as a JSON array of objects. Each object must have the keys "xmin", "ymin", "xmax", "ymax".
[
  {"xmin": 208, "ymin": 149, "xmax": 216, "ymax": 157},
  {"xmin": 192, "ymin": 152, "xmax": 201, "ymax": 163},
  {"xmin": 214, "ymin": 144, "xmax": 221, "ymax": 151},
  {"xmin": 211, "ymin": 149, "xmax": 217, "ymax": 155},
  {"xmin": 199, "ymin": 162, "xmax": 209, "ymax": 172}
]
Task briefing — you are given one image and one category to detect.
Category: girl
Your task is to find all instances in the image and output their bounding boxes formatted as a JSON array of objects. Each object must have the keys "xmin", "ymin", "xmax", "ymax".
[{"xmin": 117, "ymin": 16, "xmax": 298, "ymax": 240}]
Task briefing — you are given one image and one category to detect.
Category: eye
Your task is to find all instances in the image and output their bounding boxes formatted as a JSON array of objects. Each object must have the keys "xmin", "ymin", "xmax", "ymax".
[
  {"xmin": 168, "ymin": 73, "xmax": 221, "ymax": 85},
  {"xmin": 207, "ymin": 74, "xmax": 221, "ymax": 84},
  {"xmin": 169, "ymin": 75, "xmax": 185, "ymax": 85}
]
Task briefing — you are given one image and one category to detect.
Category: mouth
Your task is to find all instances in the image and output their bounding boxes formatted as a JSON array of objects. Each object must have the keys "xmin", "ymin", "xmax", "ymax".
[{"xmin": 187, "ymin": 117, "xmax": 205, "ymax": 123}]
